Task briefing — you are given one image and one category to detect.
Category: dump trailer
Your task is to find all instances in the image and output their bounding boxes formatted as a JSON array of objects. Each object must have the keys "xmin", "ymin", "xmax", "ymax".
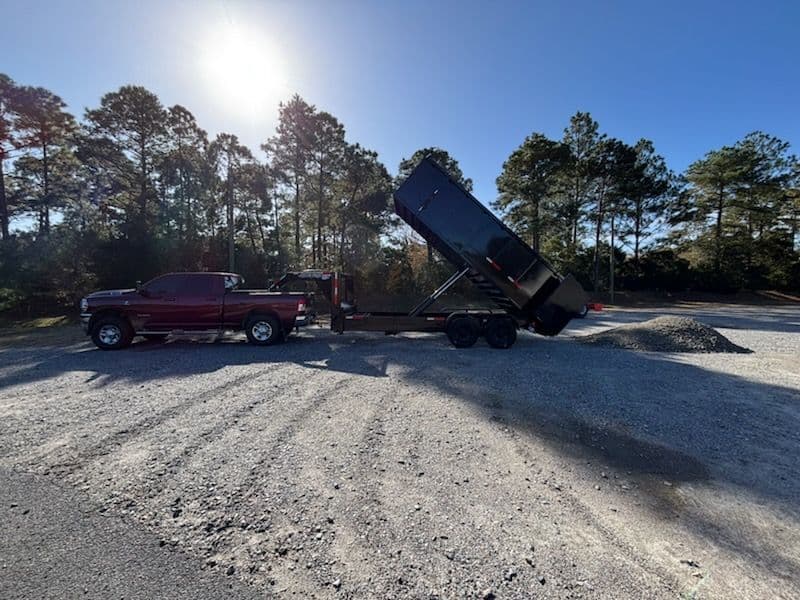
[
  {"xmin": 273, "ymin": 158, "xmax": 586, "ymax": 348},
  {"xmin": 393, "ymin": 157, "xmax": 586, "ymax": 336}
]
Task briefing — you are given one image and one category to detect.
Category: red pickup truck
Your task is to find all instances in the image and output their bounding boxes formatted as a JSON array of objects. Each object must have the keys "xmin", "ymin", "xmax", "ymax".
[{"xmin": 80, "ymin": 272, "xmax": 308, "ymax": 350}]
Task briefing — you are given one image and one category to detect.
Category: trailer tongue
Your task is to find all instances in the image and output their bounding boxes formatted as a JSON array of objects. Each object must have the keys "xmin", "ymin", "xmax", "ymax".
[{"xmin": 280, "ymin": 157, "xmax": 587, "ymax": 348}]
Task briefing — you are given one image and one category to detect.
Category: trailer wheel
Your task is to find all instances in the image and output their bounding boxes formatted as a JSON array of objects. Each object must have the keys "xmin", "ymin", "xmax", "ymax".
[
  {"xmin": 446, "ymin": 316, "xmax": 480, "ymax": 348},
  {"xmin": 485, "ymin": 317, "xmax": 517, "ymax": 349}
]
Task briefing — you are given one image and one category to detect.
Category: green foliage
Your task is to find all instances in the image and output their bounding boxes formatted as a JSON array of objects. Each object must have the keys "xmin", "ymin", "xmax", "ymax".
[{"xmin": 494, "ymin": 133, "xmax": 570, "ymax": 251}]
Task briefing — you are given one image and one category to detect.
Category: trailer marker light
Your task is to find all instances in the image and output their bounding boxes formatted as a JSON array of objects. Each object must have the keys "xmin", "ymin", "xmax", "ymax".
[{"xmin": 486, "ymin": 257, "xmax": 502, "ymax": 271}]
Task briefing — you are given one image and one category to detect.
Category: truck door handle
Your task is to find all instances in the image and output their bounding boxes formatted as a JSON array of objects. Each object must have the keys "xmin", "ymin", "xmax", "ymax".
[{"xmin": 165, "ymin": 297, "xmax": 176, "ymax": 302}]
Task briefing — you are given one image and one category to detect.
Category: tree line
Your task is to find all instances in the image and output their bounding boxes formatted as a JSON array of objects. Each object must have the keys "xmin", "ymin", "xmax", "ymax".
[{"xmin": 0, "ymin": 73, "xmax": 798, "ymax": 314}]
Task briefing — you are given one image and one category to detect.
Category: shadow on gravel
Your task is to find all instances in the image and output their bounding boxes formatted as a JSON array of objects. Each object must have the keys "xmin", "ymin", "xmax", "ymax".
[
  {"xmin": 2, "ymin": 325, "xmax": 799, "ymax": 579},
  {"xmin": 2, "ymin": 328, "xmax": 796, "ymax": 505}
]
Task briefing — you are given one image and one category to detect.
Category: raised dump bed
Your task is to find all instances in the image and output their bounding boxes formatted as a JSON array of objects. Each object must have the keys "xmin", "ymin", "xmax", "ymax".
[{"xmin": 393, "ymin": 157, "xmax": 586, "ymax": 336}]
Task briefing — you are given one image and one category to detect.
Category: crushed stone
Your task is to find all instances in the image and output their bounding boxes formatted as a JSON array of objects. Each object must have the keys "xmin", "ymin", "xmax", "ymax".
[{"xmin": 577, "ymin": 316, "xmax": 751, "ymax": 353}]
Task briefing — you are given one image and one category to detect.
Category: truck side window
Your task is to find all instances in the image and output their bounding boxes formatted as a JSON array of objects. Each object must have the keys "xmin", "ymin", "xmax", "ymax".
[
  {"xmin": 182, "ymin": 275, "xmax": 215, "ymax": 296},
  {"xmin": 224, "ymin": 275, "xmax": 238, "ymax": 291},
  {"xmin": 147, "ymin": 275, "xmax": 180, "ymax": 298}
]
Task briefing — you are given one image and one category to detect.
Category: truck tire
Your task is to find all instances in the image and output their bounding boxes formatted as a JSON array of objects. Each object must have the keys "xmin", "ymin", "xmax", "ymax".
[
  {"xmin": 485, "ymin": 317, "xmax": 517, "ymax": 349},
  {"xmin": 91, "ymin": 315, "xmax": 134, "ymax": 350},
  {"xmin": 245, "ymin": 315, "xmax": 281, "ymax": 346},
  {"xmin": 446, "ymin": 316, "xmax": 480, "ymax": 348},
  {"xmin": 143, "ymin": 334, "xmax": 168, "ymax": 341}
]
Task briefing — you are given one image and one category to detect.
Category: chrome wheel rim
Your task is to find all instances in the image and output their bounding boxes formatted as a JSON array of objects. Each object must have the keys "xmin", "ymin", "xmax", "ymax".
[
  {"xmin": 98, "ymin": 324, "xmax": 121, "ymax": 346},
  {"xmin": 251, "ymin": 321, "xmax": 273, "ymax": 342}
]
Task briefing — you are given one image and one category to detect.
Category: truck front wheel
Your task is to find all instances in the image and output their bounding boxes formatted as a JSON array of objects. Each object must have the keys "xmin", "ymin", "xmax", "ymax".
[
  {"xmin": 91, "ymin": 315, "xmax": 134, "ymax": 350},
  {"xmin": 245, "ymin": 315, "xmax": 281, "ymax": 346}
]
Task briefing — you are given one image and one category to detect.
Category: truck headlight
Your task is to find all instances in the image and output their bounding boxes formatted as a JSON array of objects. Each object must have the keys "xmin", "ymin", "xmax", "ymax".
[{"xmin": 80, "ymin": 298, "xmax": 88, "ymax": 312}]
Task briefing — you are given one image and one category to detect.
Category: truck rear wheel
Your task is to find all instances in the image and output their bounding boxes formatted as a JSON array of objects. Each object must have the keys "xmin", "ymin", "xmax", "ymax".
[
  {"xmin": 245, "ymin": 315, "xmax": 281, "ymax": 346},
  {"xmin": 446, "ymin": 316, "xmax": 480, "ymax": 348},
  {"xmin": 91, "ymin": 315, "xmax": 134, "ymax": 350},
  {"xmin": 485, "ymin": 317, "xmax": 517, "ymax": 349}
]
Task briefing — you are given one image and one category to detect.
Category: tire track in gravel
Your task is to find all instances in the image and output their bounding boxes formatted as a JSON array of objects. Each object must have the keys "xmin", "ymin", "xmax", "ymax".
[
  {"xmin": 160, "ymin": 373, "xmax": 356, "ymax": 596},
  {"xmin": 214, "ymin": 371, "xmax": 403, "ymax": 598},
  {"xmin": 500, "ymin": 415, "xmax": 681, "ymax": 594},
  {"xmin": 34, "ymin": 370, "xmax": 267, "ymax": 477},
  {"xmin": 154, "ymin": 367, "xmax": 331, "ymax": 485},
  {"xmin": 308, "ymin": 381, "xmax": 399, "ymax": 598}
]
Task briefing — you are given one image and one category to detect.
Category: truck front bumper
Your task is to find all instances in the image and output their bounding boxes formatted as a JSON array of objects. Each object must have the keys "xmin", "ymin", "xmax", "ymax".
[{"xmin": 80, "ymin": 313, "xmax": 92, "ymax": 334}]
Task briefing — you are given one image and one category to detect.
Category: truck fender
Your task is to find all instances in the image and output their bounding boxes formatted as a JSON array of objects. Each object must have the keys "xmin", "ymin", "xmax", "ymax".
[
  {"xmin": 242, "ymin": 310, "xmax": 284, "ymax": 333},
  {"xmin": 88, "ymin": 309, "xmax": 132, "ymax": 334}
]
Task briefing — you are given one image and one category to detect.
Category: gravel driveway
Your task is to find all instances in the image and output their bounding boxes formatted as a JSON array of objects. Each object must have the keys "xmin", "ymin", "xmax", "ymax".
[{"xmin": 1, "ymin": 305, "xmax": 798, "ymax": 599}]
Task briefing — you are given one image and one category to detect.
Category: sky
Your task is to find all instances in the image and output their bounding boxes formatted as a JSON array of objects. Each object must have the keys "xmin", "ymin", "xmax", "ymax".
[{"xmin": 4, "ymin": 0, "xmax": 800, "ymax": 205}]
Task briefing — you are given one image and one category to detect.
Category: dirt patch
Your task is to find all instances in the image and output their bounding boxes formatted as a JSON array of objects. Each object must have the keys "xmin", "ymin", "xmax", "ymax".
[{"xmin": 577, "ymin": 316, "xmax": 752, "ymax": 353}]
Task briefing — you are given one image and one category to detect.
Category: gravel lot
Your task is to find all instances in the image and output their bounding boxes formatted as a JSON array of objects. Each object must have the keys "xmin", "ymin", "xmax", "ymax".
[{"xmin": 1, "ymin": 305, "xmax": 798, "ymax": 599}]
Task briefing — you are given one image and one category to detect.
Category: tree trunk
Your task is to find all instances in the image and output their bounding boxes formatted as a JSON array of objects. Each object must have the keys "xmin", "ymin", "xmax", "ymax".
[
  {"xmin": 293, "ymin": 177, "xmax": 300, "ymax": 262},
  {"xmin": 244, "ymin": 208, "xmax": 258, "ymax": 255},
  {"xmin": 227, "ymin": 159, "xmax": 235, "ymax": 272},
  {"xmin": 532, "ymin": 197, "xmax": 540, "ymax": 252},
  {"xmin": 715, "ymin": 181, "xmax": 724, "ymax": 272},
  {"xmin": 178, "ymin": 143, "xmax": 186, "ymax": 241},
  {"xmin": 274, "ymin": 199, "xmax": 283, "ymax": 270},
  {"xmin": 592, "ymin": 183, "xmax": 606, "ymax": 293},
  {"xmin": 634, "ymin": 198, "xmax": 642, "ymax": 273},
  {"xmin": 41, "ymin": 140, "xmax": 50, "ymax": 235},
  {"xmin": 0, "ymin": 156, "xmax": 8, "ymax": 239},
  {"xmin": 140, "ymin": 136, "xmax": 148, "ymax": 223},
  {"xmin": 609, "ymin": 213, "xmax": 616, "ymax": 304},
  {"xmin": 254, "ymin": 209, "xmax": 267, "ymax": 254},
  {"xmin": 316, "ymin": 168, "xmax": 325, "ymax": 267},
  {"xmin": 339, "ymin": 222, "xmax": 346, "ymax": 268}
]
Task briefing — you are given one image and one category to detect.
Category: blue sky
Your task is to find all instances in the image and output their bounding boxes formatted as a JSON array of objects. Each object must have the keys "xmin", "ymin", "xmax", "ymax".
[{"xmin": 5, "ymin": 0, "xmax": 799, "ymax": 204}]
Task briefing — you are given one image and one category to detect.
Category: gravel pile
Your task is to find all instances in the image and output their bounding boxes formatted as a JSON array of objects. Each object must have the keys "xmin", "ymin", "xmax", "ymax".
[{"xmin": 577, "ymin": 316, "xmax": 751, "ymax": 353}]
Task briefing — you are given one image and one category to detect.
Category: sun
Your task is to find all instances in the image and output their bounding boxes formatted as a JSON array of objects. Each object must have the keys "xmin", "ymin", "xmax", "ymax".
[{"xmin": 199, "ymin": 22, "xmax": 288, "ymax": 118}]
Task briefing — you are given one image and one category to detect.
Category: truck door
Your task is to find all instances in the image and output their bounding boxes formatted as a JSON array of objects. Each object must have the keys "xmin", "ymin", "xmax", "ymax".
[
  {"xmin": 172, "ymin": 274, "xmax": 224, "ymax": 330},
  {"xmin": 137, "ymin": 274, "xmax": 223, "ymax": 331},
  {"xmin": 137, "ymin": 274, "xmax": 184, "ymax": 330}
]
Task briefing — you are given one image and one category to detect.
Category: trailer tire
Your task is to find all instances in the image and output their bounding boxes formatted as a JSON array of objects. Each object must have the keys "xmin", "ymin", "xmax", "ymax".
[
  {"xmin": 485, "ymin": 317, "xmax": 517, "ymax": 349},
  {"xmin": 446, "ymin": 316, "xmax": 480, "ymax": 348},
  {"xmin": 245, "ymin": 315, "xmax": 281, "ymax": 346}
]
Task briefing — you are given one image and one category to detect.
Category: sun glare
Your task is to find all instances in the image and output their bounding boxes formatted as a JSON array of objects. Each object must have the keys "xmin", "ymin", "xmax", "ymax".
[{"xmin": 199, "ymin": 23, "xmax": 287, "ymax": 118}]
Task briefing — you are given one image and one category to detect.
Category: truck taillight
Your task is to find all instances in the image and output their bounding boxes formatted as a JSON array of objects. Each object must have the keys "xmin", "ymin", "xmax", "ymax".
[{"xmin": 297, "ymin": 301, "xmax": 306, "ymax": 313}]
